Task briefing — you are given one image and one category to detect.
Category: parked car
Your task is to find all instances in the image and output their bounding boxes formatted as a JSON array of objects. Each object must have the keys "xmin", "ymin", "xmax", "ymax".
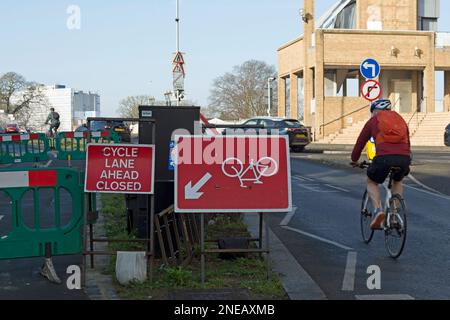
[
  {"xmin": 445, "ymin": 124, "xmax": 450, "ymax": 147},
  {"xmin": 76, "ymin": 120, "xmax": 131, "ymax": 142},
  {"xmin": 226, "ymin": 117, "xmax": 312, "ymax": 153},
  {"xmin": 5, "ymin": 123, "xmax": 20, "ymax": 134}
]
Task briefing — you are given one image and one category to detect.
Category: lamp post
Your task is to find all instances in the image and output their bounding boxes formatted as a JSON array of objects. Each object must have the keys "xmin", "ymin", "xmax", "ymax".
[{"xmin": 267, "ymin": 77, "xmax": 276, "ymax": 116}]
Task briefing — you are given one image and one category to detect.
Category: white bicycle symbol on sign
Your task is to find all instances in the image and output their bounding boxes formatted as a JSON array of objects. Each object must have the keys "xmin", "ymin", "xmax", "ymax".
[{"xmin": 221, "ymin": 157, "xmax": 279, "ymax": 188}]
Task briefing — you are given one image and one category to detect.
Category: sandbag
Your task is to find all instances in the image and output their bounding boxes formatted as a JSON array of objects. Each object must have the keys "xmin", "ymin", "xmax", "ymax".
[{"xmin": 115, "ymin": 251, "xmax": 147, "ymax": 285}]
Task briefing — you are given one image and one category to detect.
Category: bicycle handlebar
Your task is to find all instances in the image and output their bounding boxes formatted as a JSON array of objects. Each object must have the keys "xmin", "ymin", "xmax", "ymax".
[{"xmin": 350, "ymin": 161, "xmax": 370, "ymax": 169}]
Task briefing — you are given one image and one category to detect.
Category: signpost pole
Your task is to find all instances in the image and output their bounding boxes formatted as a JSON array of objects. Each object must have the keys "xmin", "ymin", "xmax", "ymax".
[
  {"xmin": 81, "ymin": 119, "xmax": 93, "ymax": 289},
  {"xmin": 265, "ymin": 213, "xmax": 270, "ymax": 280},
  {"xmin": 259, "ymin": 213, "xmax": 263, "ymax": 252},
  {"xmin": 149, "ymin": 122, "xmax": 157, "ymax": 283},
  {"xmin": 201, "ymin": 213, "xmax": 205, "ymax": 287},
  {"xmin": 82, "ymin": 192, "xmax": 89, "ymax": 289}
]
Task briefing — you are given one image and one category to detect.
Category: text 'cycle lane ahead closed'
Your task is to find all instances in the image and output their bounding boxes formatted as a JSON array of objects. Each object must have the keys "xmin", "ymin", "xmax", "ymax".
[
  {"xmin": 85, "ymin": 143, "xmax": 155, "ymax": 194},
  {"xmin": 174, "ymin": 135, "xmax": 293, "ymax": 213}
]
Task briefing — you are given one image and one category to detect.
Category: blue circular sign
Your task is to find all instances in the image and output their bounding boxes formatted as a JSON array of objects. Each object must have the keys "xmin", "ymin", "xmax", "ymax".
[{"xmin": 360, "ymin": 58, "xmax": 380, "ymax": 80}]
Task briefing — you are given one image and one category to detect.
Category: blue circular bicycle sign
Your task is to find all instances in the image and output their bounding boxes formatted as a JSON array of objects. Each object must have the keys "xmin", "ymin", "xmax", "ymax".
[{"xmin": 360, "ymin": 58, "xmax": 380, "ymax": 80}]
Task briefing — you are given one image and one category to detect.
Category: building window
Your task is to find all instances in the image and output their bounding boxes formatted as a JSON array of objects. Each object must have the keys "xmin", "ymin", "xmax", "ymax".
[
  {"xmin": 334, "ymin": 1, "xmax": 356, "ymax": 29},
  {"xmin": 421, "ymin": 18, "xmax": 438, "ymax": 31},
  {"xmin": 285, "ymin": 77, "xmax": 291, "ymax": 118}
]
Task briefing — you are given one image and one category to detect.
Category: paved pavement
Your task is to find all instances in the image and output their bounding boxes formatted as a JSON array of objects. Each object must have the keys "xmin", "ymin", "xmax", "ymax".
[{"xmin": 268, "ymin": 158, "xmax": 450, "ymax": 300}]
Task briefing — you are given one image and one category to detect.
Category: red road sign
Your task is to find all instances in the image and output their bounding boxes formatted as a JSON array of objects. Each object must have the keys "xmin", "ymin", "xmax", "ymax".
[
  {"xmin": 361, "ymin": 80, "xmax": 382, "ymax": 101},
  {"xmin": 175, "ymin": 136, "xmax": 292, "ymax": 213},
  {"xmin": 85, "ymin": 144, "xmax": 155, "ymax": 194}
]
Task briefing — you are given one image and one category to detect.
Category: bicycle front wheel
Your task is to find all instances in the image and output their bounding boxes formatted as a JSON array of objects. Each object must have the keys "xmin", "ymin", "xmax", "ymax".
[
  {"xmin": 361, "ymin": 191, "xmax": 375, "ymax": 244},
  {"xmin": 222, "ymin": 158, "xmax": 244, "ymax": 178},
  {"xmin": 385, "ymin": 194, "xmax": 407, "ymax": 259}
]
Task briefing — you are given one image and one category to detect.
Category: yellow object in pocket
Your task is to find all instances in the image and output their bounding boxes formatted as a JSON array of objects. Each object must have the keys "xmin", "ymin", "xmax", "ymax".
[{"xmin": 366, "ymin": 137, "xmax": 377, "ymax": 161}]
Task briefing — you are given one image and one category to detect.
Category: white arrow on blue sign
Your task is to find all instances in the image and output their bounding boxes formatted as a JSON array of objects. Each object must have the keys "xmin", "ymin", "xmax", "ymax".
[{"xmin": 360, "ymin": 58, "xmax": 380, "ymax": 80}]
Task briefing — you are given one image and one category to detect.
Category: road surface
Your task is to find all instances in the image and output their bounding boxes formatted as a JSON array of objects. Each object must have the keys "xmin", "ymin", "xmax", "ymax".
[
  {"xmin": 1, "ymin": 150, "xmax": 449, "ymax": 300},
  {"xmin": 269, "ymin": 158, "xmax": 450, "ymax": 300}
]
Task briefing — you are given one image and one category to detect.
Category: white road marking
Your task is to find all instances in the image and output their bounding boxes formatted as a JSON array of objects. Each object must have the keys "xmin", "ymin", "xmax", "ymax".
[
  {"xmin": 408, "ymin": 174, "xmax": 446, "ymax": 195},
  {"xmin": 280, "ymin": 206, "xmax": 298, "ymax": 227},
  {"xmin": 342, "ymin": 251, "xmax": 358, "ymax": 291},
  {"xmin": 293, "ymin": 176, "xmax": 349, "ymax": 193},
  {"xmin": 295, "ymin": 183, "xmax": 340, "ymax": 193},
  {"xmin": 355, "ymin": 294, "xmax": 415, "ymax": 300},
  {"xmin": 404, "ymin": 184, "xmax": 450, "ymax": 201},
  {"xmin": 325, "ymin": 184, "xmax": 350, "ymax": 193},
  {"xmin": 282, "ymin": 226, "xmax": 353, "ymax": 251},
  {"xmin": 294, "ymin": 175, "xmax": 315, "ymax": 182}
]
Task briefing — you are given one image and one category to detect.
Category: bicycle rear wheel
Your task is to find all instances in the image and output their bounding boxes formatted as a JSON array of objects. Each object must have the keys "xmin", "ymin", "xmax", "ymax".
[
  {"xmin": 361, "ymin": 191, "xmax": 375, "ymax": 244},
  {"xmin": 385, "ymin": 194, "xmax": 407, "ymax": 259}
]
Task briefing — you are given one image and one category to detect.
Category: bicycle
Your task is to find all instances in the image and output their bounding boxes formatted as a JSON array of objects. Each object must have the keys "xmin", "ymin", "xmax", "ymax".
[
  {"xmin": 222, "ymin": 157, "xmax": 278, "ymax": 188},
  {"xmin": 357, "ymin": 161, "xmax": 408, "ymax": 259}
]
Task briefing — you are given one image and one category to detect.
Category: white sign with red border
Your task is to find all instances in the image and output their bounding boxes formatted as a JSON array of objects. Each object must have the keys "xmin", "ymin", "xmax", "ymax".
[
  {"xmin": 360, "ymin": 80, "xmax": 382, "ymax": 101},
  {"xmin": 85, "ymin": 144, "xmax": 155, "ymax": 195},
  {"xmin": 174, "ymin": 135, "xmax": 292, "ymax": 213}
]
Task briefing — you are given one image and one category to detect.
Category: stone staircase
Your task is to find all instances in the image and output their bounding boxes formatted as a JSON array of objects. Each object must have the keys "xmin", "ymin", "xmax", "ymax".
[{"xmin": 316, "ymin": 112, "xmax": 450, "ymax": 147}]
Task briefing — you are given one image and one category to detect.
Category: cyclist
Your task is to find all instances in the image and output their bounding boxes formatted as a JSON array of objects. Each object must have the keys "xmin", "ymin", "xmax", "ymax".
[
  {"xmin": 351, "ymin": 99, "xmax": 411, "ymax": 230},
  {"xmin": 45, "ymin": 108, "xmax": 60, "ymax": 137}
]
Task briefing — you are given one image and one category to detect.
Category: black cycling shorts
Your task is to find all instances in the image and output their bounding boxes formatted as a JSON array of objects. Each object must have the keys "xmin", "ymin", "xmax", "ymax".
[{"xmin": 367, "ymin": 155, "xmax": 411, "ymax": 184}]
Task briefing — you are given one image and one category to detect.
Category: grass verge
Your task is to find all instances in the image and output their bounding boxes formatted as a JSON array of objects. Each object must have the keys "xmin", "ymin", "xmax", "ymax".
[{"xmin": 100, "ymin": 194, "xmax": 287, "ymax": 300}]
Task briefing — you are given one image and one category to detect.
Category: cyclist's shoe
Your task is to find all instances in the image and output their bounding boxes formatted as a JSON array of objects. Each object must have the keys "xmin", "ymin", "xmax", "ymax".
[{"xmin": 370, "ymin": 211, "xmax": 386, "ymax": 230}]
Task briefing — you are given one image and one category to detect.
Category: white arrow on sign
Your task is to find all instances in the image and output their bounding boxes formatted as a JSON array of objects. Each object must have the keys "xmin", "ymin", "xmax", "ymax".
[
  {"xmin": 185, "ymin": 173, "xmax": 212, "ymax": 200},
  {"xmin": 363, "ymin": 62, "xmax": 377, "ymax": 78},
  {"xmin": 0, "ymin": 215, "xmax": 4, "ymax": 222}
]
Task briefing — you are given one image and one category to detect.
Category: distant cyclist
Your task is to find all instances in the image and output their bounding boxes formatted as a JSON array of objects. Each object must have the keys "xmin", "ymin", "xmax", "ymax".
[
  {"xmin": 351, "ymin": 99, "xmax": 411, "ymax": 230},
  {"xmin": 45, "ymin": 108, "xmax": 60, "ymax": 137}
]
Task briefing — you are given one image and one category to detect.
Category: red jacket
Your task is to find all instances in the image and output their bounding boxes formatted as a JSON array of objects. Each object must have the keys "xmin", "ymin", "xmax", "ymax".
[{"xmin": 351, "ymin": 115, "xmax": 411, "ymax": 163}]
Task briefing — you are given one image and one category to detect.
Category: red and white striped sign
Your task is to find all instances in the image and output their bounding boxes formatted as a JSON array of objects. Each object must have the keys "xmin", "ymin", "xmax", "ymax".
[
  {"xmin": 0, "ymin": 134, "xmax": 39, "ymax": 142},
  {"xmin": 0, "ymin": 170, "xmax": 57, "ymax": 188}
]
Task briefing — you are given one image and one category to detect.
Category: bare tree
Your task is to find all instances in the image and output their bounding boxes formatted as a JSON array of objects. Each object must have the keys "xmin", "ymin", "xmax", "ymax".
[
  {"xmin": 208, "ymin": 60, "xmax": 278, "ymax": 121},
  {"xmin": 117, "ymin": 95, "xmax": 157, "ymax": 118},
  {"xmin": 15, "ymin": 98, "xmax": 51, "ymax": 131},
  {"xmin": 0, "ymin": 72, "xmax": 47, "ymax": 115}
]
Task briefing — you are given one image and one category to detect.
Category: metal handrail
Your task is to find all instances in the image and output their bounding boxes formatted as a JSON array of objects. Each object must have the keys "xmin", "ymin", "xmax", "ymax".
[
  {"xmin": 319, "ymin": 103, "xmax": 370, "ymax": 130},
  {"xmin": 407, "ymin": 109, "xmax": 419, "ymax": 128}
]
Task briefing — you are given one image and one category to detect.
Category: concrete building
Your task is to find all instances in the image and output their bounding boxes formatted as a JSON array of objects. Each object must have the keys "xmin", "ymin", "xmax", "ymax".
[
  {"xmin": 278, "ymin": 0, "xmax": 450, "ymax": 146},
  {"xmin": 16, "ymin": 85, "xmax": 101, "ymax": 132}
]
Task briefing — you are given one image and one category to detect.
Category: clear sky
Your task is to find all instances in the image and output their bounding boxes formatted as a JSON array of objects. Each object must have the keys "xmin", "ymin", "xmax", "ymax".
[{"xmin": 1, "ymin": 1, "xmax": 449, "ymax": 116}]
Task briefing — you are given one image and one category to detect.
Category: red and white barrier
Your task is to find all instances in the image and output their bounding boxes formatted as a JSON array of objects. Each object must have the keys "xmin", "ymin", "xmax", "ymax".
[
  {"xmin": 62, "ymin": 131, "xmax": 111, "ymax": 139},
  {"xmin": 0, "ymin": 170, "xmax": 57, "ymax": 188},
  {"xmin": 0, "ymin": 134, "xmax": 40, "ymax": 142},
  {"xmin": 200, "ymin": 114, "xmax": 220, "ymax": 136}
]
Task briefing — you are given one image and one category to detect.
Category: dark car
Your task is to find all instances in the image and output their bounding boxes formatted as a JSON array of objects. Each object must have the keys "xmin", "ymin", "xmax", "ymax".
[
  {"xmin": 76, "ymin": 120, "xmax": 131, "ymax": 142},
  {"xmin": 5, "ymin": 123, "xmax": 20, "ymax": 134},
  {"xmin": 229, "ymin": 117, "xmax": 312, "ymax": 152},
  {"xmin": 445, "ymin": 124, "xmax": 450, "ymax": 147}
]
